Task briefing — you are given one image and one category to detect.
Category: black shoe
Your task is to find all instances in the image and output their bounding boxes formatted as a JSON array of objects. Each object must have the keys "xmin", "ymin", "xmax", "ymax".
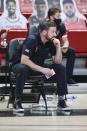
[
  {"xmin": 58, "ymin": 100, "xmax": 68, "ymax": 109},
  {"xmin": 67, "ymin": 79, "xmax": 77, "ymax": 84},
  {"xmin": 57, "ymin": 100, "xmax": 71, "ymax": 115},
  {"xmin": 13, "ymin": 100, "xmax": 24, "ymax": 116}
]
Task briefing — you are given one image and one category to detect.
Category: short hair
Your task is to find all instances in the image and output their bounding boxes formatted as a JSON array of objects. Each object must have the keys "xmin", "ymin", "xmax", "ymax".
[
  {"xmin": 38, "ymin": 20, "xmax": 56, "ymax": 33},
  {"xmin": 48, "ymin": 7, "xmax": 61, "ymax": 19},
  {"xmin": 6, "ymin": 0, "xmax": 16, "ymax": 5},
  {"xmin": 63, "ymin": 0, "xmax": 73, "ymax": 5},
  {"xmin": 34, "ymin": 0, "xmax": 46, "ymax": 5}
]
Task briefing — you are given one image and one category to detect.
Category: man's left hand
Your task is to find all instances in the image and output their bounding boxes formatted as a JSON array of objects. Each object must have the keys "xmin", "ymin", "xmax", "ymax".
[{"xmin": 52, "ymin": 38, "xmax": 60, "ymax": 48}]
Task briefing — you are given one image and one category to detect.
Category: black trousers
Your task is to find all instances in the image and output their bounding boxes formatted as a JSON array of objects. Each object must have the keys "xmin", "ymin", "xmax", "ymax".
[
  {"xmin": 12, "ymin": 63, "xmax": 68, "ymax": 99},
  {"xmin": 62, "ymin": 47, "xmax": 76, "ymax": 81}
]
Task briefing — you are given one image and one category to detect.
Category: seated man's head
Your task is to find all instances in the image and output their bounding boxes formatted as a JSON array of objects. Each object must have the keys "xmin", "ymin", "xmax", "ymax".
[
  {"xmin": 48, "ymin": 7, "xmax": 61, "ymax": 24},
  {"xmin": 48, "ymin": 7, "xmax": 61, "ymax": 20},
  {"xmin": 38, "ymin": 21, "xmax": 57, "ymax": 41},
  {"xmin": 62, "ymin": 0, "xmax": 76, "ymax": 18},
  {"xmin": 6, "ymin": 0, "xmax": 16, "ymax": 17}
]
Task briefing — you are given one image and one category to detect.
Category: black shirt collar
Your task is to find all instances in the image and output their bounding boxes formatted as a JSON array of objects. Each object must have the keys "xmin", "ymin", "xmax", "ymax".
[{"xmin": 37, "ymin": 34, "xmax": 49, "ymax": 48}]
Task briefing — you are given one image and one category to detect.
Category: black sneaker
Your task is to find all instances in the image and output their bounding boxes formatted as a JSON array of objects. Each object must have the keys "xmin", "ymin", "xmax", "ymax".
[
  {"xmin": 13, "ymin": 100, "xmax": 24, "ymax": 116},
  {"xmin": 57, "ymin": 100, "xmax": 69, "ymax": 110},
  {"xmin": 57, "ymin": 100, "xmax": 71, "ymax": 115}
]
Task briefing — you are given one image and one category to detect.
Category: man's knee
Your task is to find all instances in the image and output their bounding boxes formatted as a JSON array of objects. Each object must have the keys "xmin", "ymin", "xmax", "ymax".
[
  {"xmin": 68, "ymin": 47, "xmax": 76, "ymax": 56},
  {"xmin": 12, "ymin": 64, "xmax": 29, "ymax": 73},
  {"xmin": 53, "ymin": 64, "xmax": 66, "ymax": 73}
]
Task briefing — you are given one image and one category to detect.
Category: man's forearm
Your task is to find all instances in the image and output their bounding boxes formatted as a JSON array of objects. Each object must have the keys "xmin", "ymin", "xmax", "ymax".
[
  {"xmin": 53, "ymin": 46, "xmax": 62, "ymax": 64},
  {"xmin": 21, "ymin": 55, "xmax": 56, "ymax": 77},
  {"xmin": 62, "ymin": 35, "xmax": 69, "ymax": 48},
  {"xmin": 52, "ymin": 38, "xmax": 62, "ymax": 64},
  {"xmin": 21, "ymin": 55, "xmax": 44, "ymax": 73}
]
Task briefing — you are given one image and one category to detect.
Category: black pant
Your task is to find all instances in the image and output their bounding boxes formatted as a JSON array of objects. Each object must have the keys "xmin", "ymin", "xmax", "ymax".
[
  {"xmin": 12, "ymin": 63, "xmax": 68, "ymax": 99},
  {"xmin": 63, "ymin": 47, "xmax": 76, "ymax": 81}
]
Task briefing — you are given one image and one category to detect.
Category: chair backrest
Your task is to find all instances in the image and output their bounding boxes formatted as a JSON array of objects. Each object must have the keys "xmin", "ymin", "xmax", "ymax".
[
  {"xmin": 6, "ymin": 29, "xmax": 28, "ymax": 43},
  {"xmin": 9, "ymin": 38, "xmax": 24, "ymax": 65}
]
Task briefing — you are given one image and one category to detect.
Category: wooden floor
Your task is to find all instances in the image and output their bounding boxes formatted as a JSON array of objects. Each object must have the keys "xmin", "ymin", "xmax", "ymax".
[
  {"xmin": 0, "ymin": 83, "xmax": 87, "ymax": 131},
  {"xmin": 0, "ymin": 116, "xmax": 87, "ymax": 131}
]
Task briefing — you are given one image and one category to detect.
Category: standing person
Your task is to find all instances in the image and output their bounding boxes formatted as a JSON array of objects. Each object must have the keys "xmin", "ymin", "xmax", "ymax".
[
  {"xmin": 0, "ymin": 0, "xmax": 28, "ymax": 29},
  {"xmin": 13, "ymin": 21, "xmax": 68, "ymax": 115},
  {"xmin": 48, "ymin": 7, "xmax": 76, "ymax": 84},
  {"xmin": 60, "ymin": 0, "xmax": 87, "ymax": 30}
]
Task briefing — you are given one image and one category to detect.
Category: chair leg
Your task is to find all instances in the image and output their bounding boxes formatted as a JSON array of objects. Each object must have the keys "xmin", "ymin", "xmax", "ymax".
[
  {"xmin": 40, "ymin": 84, "xmax": 47, "ymax": 110},
  {"xmin": 7, "ymin": 87, "xmax": 15, "ymax": 108},
  {"xmin": 7, "ymin": 76, "xmax": 15, "ymax": 108},
  {"xmin": 7, "ymin": 98, "xmax": 10, "ymax": 108},
  {"xmin": 65, "ymin": 94, "xmax": 67, "ymax": 101},
  {"xmin": 0, "ymin": 96, "xmax": 5, "ymax": 101}
]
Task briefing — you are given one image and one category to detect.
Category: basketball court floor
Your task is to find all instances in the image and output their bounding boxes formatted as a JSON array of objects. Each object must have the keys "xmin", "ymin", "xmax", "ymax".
[{"xmin": 0, "ymin": 83, "xmax": 87, "ymax": 131}]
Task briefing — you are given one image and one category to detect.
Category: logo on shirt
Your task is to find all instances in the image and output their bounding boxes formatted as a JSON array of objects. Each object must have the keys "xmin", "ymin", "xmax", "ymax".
[{"xmin": 25, "ymin": 49, "xmax": 30, "ymax": 53}]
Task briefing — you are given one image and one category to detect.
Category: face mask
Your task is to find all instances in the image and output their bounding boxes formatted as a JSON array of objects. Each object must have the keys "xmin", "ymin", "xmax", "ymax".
[{"xmin": 54, "ymin": 18, "xmax": 61, "ymax": 25}]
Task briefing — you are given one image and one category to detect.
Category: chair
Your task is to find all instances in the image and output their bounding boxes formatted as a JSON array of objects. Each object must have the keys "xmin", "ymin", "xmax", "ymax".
[
  {"xmin": 7, "ymin": 38, "xmax": 47, "ymax": 110},
  {"xmin": 6, "ymin": 29, "xmax": 28, "ymax": 43}
]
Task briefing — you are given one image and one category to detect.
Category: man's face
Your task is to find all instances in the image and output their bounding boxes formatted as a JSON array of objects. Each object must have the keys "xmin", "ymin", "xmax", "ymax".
[
  {"xmin": 35, "ymin": 3, "xmax": 46, "ymax": 17},
  {"xmin": 45, "ymin": 27, "xmax": 57, "ymax": 40},
  {"xmin": 49, "ymin": 12, "xmax": 61, "ymax": 22},
  {"xmin": 6, "ymin": 1, "xmax": 16, "ymax": 15},
  {"xmin": 63, "ymin": 3, "xmax": 75, "ymax": 18},
  {"xmin": 53, "ymin": 12, "xmax": 61, "ymax": 20}
]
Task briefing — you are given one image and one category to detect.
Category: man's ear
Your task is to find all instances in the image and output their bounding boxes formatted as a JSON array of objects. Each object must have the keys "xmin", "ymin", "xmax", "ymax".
[
  {"xmin": 43, "ymin": 30, "xmax": 47, "ymax": 35},
  {"xmin": 50, "ymin": 16, "xmax": 54, "ymax": 21}
]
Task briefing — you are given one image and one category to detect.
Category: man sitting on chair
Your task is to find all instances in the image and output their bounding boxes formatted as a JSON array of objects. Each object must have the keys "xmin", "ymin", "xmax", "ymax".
[{"xmin": 13, "ymin": 21, "xmax": 68, "ymax": 115}]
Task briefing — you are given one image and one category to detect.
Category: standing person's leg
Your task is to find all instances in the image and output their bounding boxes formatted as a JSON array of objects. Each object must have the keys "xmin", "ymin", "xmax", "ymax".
[
  {"xmin": 52, "ymin": 64, "xmax": 68, "ymax": 108},
  {"xmin": 63, "ymin": 47, "xmax": 76, "ymax": 84}
]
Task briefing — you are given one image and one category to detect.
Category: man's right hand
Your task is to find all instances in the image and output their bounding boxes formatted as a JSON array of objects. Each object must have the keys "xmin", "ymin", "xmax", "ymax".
[
  {"xmin": 52, "ymin": 38, "xmax": 60, "ymax": 48},
  {"xmin": 41, "ymin": 68, "xmax": 54, "ymax": 78}
]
